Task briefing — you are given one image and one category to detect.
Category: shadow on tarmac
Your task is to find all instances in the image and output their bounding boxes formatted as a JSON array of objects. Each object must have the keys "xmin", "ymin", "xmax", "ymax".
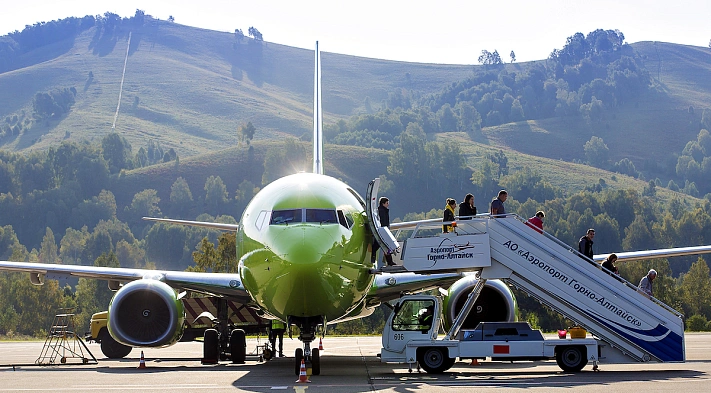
[{"xmin": 5, "ymin": 354, "xmax": 706, "ymax": 391}]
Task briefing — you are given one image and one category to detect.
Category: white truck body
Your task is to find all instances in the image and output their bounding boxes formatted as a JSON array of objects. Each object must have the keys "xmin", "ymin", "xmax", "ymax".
[{"xmin": 381, "ymin": 295, "xmax": 599, "ymax": 373}]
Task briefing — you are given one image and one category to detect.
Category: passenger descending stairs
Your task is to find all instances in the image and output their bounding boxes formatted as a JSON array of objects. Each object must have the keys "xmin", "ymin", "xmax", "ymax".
[
  {"xmin": 36, "ymin": 309, "xmax": 97, "ymax": 365},
  {"xmin": 394, "ymin": 216, "xmax": 686, "ymax": 364}
]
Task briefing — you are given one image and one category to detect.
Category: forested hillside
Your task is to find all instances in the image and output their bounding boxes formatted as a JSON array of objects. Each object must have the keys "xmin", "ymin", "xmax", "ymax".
[{"xmin": 2, "ymin": 13, "xmax": 711, "ymax": 336}]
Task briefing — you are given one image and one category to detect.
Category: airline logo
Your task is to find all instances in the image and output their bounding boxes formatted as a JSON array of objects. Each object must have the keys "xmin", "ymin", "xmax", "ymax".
[
  {"xmin": 428, "ymin": 239, "xmax": 477, "ymax": 262},
  {"xmin": 404, "ymin": 234, "xmax": 491, "ymax": 271}
]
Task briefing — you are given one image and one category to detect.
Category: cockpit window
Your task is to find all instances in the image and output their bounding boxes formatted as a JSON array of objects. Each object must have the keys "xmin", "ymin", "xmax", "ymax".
[
  {"xmin": 270, "ymin": 209, "xmax": 302, "ymax": 225},
  {"xmin": 305, "ymin": 209, "xmax": 338, "ymax": 224},
  {"xmin": 255, "ymin": 210, "xmax": 269, "ymax": 230},
  {"xmin": 337, "ymin": 210, "xmax": 353, "ymax": 229},
  {"xmin": 269, "ymin": 209, "xmax": 339, "ymax": 225}
]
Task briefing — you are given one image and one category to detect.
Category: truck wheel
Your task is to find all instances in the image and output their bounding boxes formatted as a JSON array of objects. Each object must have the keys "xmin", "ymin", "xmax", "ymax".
[
  {"xmin": 417, "ymin": 347, "xmax": 450, "ymax": 374},
  {"xmin": 444, "ymin": 356, "xmax": 456, "ymax": 371},
  {"xmin": 99, "ymin": 329, "xmax": 132, "ymax": 359},
  {"xmin": 230, "ymin": 329, "xmax": 246, "ymax": 364},
  {"xmin": 556, "ymin": 346, "xmax": 587, "ymax": 372}
]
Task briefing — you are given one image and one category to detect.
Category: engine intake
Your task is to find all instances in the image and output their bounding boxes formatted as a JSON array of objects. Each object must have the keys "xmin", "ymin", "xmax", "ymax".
[
  {"xmin": 107, "ymin": 279, "xmax": 185, "ymax": 347},
  {"xmin": 442, "ymin": 276, "xmax": 517, "ymax": 330}
]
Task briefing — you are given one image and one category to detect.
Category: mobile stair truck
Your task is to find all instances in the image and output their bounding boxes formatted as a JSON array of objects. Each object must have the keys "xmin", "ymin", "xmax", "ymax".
[
  {"xmin": 368, "ymin": 180, "xmax": 687, "ymax": 373},
  {"xmin": 380, "ymin": 294, "xmax": 599, "ymax": 373}
]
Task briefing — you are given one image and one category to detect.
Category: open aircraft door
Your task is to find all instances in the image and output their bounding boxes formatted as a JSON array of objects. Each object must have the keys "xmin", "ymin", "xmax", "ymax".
[{"xmin": 366, "ymin": 178, "xmax": 399, "ymax": 256}]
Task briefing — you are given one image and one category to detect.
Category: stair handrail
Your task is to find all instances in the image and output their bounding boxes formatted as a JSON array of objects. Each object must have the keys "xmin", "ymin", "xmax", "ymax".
[{"xmin": 495, "ymin": 214, "xmax": 683, "ymax": 319}]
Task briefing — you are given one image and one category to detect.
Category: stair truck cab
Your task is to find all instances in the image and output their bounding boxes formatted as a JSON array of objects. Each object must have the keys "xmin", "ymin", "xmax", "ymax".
[{"xmin": 380, "ymin": 294, "xmax": 599, "ymax": 373}]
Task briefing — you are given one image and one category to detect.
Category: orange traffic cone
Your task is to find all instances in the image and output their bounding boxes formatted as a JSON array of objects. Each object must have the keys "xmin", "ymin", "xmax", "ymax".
[
  {"xmin": 319, "ymin": 338, "xmax": 324, "ymax": 351},
  {"xmin": 137, "ymin": 351, "xmax": 147, "ymax": 369},
  {"xmin": 296, "ymin": 359, "xmax": 310, "ymax": 383},
  {"xmin": 470, "ymin": 358, "xmax": 480, "ymax": 366}
]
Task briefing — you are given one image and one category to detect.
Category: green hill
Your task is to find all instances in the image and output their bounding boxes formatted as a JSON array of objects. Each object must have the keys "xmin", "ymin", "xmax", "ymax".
[
  {"xmin": 2, "ymin": 18, "xmax": 711, "ymax": 209},
  {"xmin": 0, "ymin": 19, "xmax": 473, "ymax": 156},
  {"xmin": 2, "ymin": 19, "xmax": 710, "ymax": 173},
  {"xmin": 472, "ymin": 42, "xmax": 711, "ymax": 170},
  {"xmin": 114, "ymin": 141, "xmax": 391, "ymax": 208}
]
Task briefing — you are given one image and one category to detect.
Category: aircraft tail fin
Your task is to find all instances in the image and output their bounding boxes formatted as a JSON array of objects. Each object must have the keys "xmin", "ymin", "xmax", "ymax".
[{"xmin": 313, "ymin": 41, "xmax": 323, "ymax": 175}]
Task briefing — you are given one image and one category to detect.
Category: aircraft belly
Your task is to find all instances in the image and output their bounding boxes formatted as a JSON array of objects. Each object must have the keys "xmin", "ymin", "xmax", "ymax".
[
  {"xmin": 242, "ymin": 257, "xmax": 370, "ymax": 320},
  {"xmin": 240, "ymin": 227, "xmax": 373, "ymax": 321}
]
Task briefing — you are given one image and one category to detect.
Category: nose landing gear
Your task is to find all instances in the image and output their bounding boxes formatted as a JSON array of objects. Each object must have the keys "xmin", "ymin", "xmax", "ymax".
[{"xmin": 294, "ymin": 342, "xmax": 321, "ymax": 376}]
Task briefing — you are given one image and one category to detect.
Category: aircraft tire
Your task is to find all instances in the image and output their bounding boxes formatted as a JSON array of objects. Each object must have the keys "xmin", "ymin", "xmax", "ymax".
[
  {"xmin": 556, "ymin": 345, "xmax": 587, "ymax": 372},
  {"xmin": 311, "ymin": 348, "xmax": 320, "ymax": 375},
  {"xmin": 99, "ymin": 328, "xmax": 132, "ymax": 359},
  {"xmin": 230, "ymin": 329, "xmax": 246, "ymax": 364},
  {"xmin": 203, "ymin": 329, "xmax": 219, "ymax": 363},
  {"xmin": 295, "ymin": 348, "xmax": 304, "ymax": 375}
]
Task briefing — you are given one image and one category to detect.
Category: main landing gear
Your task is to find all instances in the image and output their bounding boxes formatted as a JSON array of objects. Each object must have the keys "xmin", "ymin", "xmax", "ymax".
[{"xmin": 201, "ymin": 299, "xmax": 248, "ymax": 365}]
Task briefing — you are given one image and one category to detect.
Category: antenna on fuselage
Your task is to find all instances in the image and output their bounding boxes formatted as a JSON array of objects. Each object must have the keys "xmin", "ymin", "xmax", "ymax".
[{"xmin": 313, "ymin": 41, "xmax": 324, "ymax": 175}]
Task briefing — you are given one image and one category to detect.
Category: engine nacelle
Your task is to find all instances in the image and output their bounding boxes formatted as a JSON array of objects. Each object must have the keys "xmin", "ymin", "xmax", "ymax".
[
  {"xmin": 107, "ymin": 279, "xmax": 185, "ymax": 347},
  {"xmin": 442, "ymin": 275, "xmax": 518, "ymax": 331}
]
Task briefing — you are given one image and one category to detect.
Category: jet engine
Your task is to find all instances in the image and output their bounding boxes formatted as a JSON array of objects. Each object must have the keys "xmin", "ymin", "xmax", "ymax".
[
  {"xmin": 107, "ymin": 279, "xmax": 185, "ymax": 347},
  {"xmin": 442, "ymin": 275, "xmax": 517, "ymax": 330}
]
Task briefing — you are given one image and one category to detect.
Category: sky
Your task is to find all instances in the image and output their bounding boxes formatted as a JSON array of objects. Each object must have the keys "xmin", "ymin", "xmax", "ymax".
[{"xmin": 2, "ymin": 0, "xmax": 710, "ymax": 64}]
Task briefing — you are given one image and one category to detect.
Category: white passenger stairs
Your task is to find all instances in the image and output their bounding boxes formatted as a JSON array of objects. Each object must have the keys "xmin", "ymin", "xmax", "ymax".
[{"xmin": 387, "ymin": 215, "xmax": 685, "ymax": 365}]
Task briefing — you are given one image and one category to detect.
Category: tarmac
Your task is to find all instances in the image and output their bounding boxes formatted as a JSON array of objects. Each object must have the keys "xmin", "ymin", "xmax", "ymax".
[{"xmin": 1, "ymin": 333, "xmax": 711, "ymax": 392}]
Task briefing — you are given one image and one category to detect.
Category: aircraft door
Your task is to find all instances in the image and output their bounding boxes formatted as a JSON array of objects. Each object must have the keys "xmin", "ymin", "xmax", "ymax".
[{"xmin": 366, "ymin": 178, "xmax": 399, "ymax": 256}]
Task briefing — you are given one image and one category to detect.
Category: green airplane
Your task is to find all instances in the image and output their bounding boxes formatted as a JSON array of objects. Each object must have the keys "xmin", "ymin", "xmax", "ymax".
[
  {"xmin": 0, "ymin": 42, "xmax": 464, "ymax": 375},
  {"xmin": 2, "ymin": 41, "xmax": 711, "ymax": 376}
]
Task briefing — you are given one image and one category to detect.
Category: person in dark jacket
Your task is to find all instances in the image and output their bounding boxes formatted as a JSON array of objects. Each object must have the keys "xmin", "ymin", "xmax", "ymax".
[
  {"xmin": 578, "ymin": 228, "xmax": 595, "ymax": 260},
  {"xmin": 443, "ymin": 198, "xmax": 456, "ymax": 233},
  {"xmin": 601, "ymin": 253, "xmax": 619, "ymax": 275},
  {"xmin": 459, "ymin": 193, "xmax": 477, "ymax": 220},
  {"xmin": 373, "ymin": 197, "xmax": 395, "ymax": 266}
]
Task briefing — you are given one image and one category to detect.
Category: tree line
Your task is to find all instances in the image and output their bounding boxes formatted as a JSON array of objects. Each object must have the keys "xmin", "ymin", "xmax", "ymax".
[
  {"xmin": 2, "ymin": 132, "xmax": 711, "ymax": 336},
  {"xmin": 325, "ymin": 28, "xmax": 648, "ymax": 153}
]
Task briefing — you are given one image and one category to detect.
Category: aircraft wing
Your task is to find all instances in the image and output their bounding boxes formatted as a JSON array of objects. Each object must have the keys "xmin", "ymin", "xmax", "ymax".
[
  {"xmin": 366, "ymin": 272, "xmax": 461, "ymax": 306},
  {"xmin": 142, "ymin": 217, "xmax": 240, "ymax": 231},
  {"xmin": 0, "ymin": 261, "xmax": 253, "ymax": 304},
  {"xmin": 592, "ymin": 245, "xmax": 711, "ymax": 263}
]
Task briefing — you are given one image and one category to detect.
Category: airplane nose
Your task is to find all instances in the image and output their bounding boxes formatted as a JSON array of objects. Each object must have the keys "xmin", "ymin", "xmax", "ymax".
[
  {"xmin": 239, "ymin": 225, "xmax": 349, "ymax": 318},
  {"xmin": 271, "ymin": 226, "xmax": 337, "ymax": 265}
]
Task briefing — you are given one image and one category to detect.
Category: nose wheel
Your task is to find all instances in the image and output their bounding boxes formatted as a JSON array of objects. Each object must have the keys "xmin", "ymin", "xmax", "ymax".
[{"xmin": 294, "ymin": 346, "xmax": 321, "ymax": 375}]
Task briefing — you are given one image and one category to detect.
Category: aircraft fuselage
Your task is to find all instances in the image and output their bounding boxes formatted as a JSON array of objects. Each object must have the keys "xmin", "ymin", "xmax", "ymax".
[{"xmin": 238, "ymin": 173, "xmax": 374, "ymax": 324}]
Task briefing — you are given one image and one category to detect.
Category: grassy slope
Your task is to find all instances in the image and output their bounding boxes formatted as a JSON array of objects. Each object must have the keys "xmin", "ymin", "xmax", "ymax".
[
  {"xmin": 437, "ymin": 133, "xmax": 698, "ymax": 206},
  {"xmin": 113, "ymin": 141, "xmax": 390, "ymax": 208},
  {"xmin": 0, "ymin": 20, "xmax": 473, "ymax": 156},
  {"xmin": 2, "ymin": 21, "xmax": 710, "ymax": 211},
  {"xmin": 463, "ymin": 42, "xmax": 711, "ymax": 171},
  {"xmin": 115, "ymin": 132, "xmax": 699, "ymax": 217}
]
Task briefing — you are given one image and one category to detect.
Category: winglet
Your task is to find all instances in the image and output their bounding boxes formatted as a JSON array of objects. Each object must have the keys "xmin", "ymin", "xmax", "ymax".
[{"xmin": 313, "ymin": 41, "xmax": 323, "ymax": 175}]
